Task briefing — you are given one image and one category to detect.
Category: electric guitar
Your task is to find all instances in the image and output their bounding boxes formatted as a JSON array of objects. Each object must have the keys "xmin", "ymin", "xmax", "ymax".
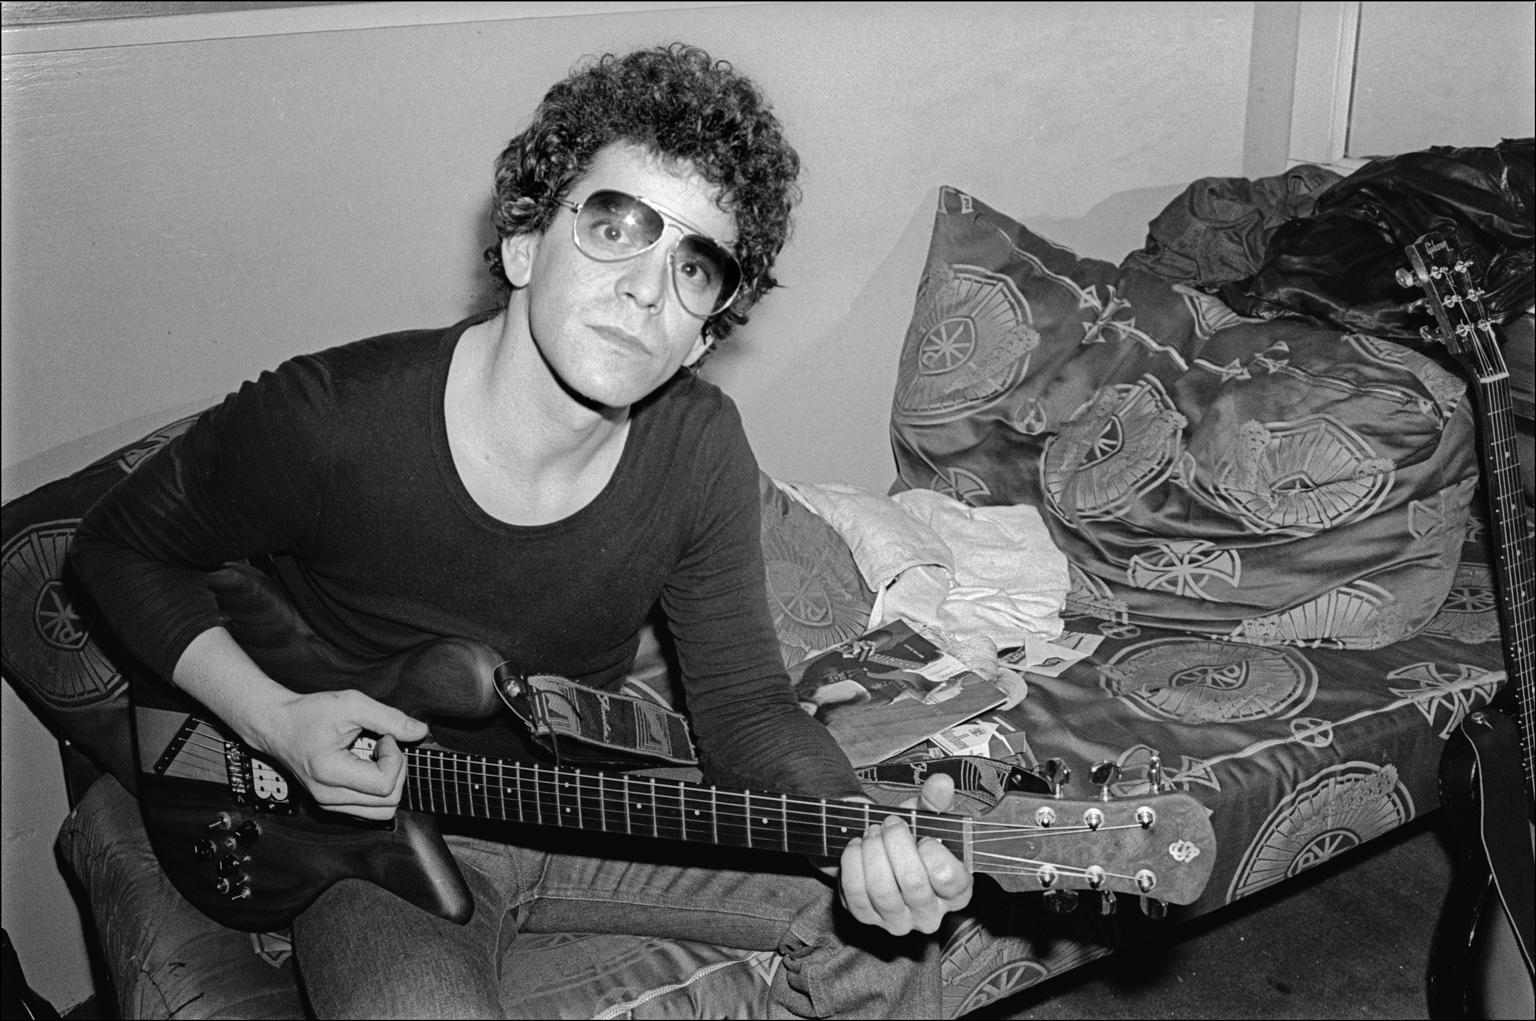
[
  {"xmin": 1401, "ymin": 232, "xmax": 1536, "ymax": 1019},
  {"xmin": 129, "ymin": 564, "xmax": 1217, "ymax": 932}
]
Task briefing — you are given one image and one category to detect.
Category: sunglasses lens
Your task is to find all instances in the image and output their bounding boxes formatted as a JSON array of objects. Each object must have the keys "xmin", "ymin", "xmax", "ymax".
[
  {"xmin": 574, "ymin": 191, "xmax": 742, "ymax": 317},
  {"xmin": 672, "ymin": 237, "xmax": 740, "ymax": 317},
  {"xmin": 575, "ymin": 191, "xmax": 664, "ymax": 259}
]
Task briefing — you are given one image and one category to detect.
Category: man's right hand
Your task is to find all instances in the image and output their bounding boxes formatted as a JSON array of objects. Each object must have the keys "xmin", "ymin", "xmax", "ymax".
[
  {"xmin": 255, "ymin": 688, "xmax": 430, "ymax": 820},
  {"xmin": 173, "ymin": 627, "xmax": 430, "ymax": 820}
]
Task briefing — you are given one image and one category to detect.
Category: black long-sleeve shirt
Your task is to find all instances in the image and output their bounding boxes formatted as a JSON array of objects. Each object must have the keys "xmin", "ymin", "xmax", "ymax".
[{"xmin": 72, "ymin": 313, "xmax": 862, "ymax": 799}]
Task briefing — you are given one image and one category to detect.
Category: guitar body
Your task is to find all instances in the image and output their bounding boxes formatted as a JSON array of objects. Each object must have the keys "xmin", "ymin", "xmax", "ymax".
[
  {"xmin": 1429, "ymin": 711, "xmax": 1536, "ymax": 1019},
  {"xmin": 135, "ymin": 768, "xmax": 470, "ymax": 933},
  {"xmin": 131, "ymin": 564, "xmax": 486, "ymax": 931}
]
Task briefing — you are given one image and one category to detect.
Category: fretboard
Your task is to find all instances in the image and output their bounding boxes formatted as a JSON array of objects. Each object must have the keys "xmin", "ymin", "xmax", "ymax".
[
  {"xmin": 401, "ymin": 749, "xmax": 970, "ymax": 861},
  {"xmin": 1471, "ymin": 370, "xmax": 1536, "ymax": 801}
]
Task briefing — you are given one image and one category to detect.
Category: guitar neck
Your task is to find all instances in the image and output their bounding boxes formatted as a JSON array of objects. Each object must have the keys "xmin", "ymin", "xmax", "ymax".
[
  {"xmin": 402, "ymin": 748, "xmax": 967, "ymax": 861},
  {"xmin": 1405, "ymin": 232, "xmax": 1536, "ymax": 803},
  {"xmin": 1470, "ymin": 373, "xmax": 1536, "ymax": 798}
]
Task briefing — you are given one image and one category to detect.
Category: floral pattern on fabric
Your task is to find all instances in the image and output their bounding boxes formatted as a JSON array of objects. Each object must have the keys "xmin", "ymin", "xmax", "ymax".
[{"xmin": 891, "ymin": 187, "xmax": 1478, "ymax": 647}]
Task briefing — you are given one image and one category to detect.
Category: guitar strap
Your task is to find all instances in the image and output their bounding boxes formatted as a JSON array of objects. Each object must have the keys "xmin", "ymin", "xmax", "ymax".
[
  {"xmin": 491, "ymin": 665, "xmax": 1050, "ymax": 813},
  {"xmin": 495, "ymin": 666, "xmax": 699, "ymax": 766}
]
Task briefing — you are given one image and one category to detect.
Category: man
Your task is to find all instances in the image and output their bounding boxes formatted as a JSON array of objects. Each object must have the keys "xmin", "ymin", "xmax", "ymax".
[{"xmin": 72, "ymin": 43, "xmax": 970, "ymax": 1018}]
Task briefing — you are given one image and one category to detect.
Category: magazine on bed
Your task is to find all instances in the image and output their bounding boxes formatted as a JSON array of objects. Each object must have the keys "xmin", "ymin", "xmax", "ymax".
[{"xmin": 789, "ymin": 619, "xmax": 1008, "ymax": 767}]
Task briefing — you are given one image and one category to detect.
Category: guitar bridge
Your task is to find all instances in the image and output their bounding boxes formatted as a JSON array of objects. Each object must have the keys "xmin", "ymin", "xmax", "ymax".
[{"xmin": 225, "ymin": 742, "xmax": 298, "ymax": 815}]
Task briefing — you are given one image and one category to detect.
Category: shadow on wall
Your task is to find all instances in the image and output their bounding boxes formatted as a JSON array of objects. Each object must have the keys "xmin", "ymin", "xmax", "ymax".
[{"xmin": 710, "ymin": 181, "xmax": 1190, "ymax": 492}]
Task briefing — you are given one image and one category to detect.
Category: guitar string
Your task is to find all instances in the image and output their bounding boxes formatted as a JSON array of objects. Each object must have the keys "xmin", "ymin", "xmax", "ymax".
[
  {"xmin": 158, "ymin": 727, "xmax": 1161, "ymax": 816},
  {"xmin": 406, "ymin": 753, "xmax": 1183, "ymax": 886},
  {"xmin": 1427, "ymin": 253, "xmax": 1536, "ymax": 789},
  {"xmin": 158, "ymin": 729, "xmax": 1178, "ymax": 886},
  {"xmin": 163, "ymin": 725, "xmax": 1174, "ymax": 842}
]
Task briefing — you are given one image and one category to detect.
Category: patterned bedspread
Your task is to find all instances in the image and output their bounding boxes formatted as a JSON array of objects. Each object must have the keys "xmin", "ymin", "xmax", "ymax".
[{"xmin": 935, "ymin": 523, "xmax": 1504, "ymax": 1016}]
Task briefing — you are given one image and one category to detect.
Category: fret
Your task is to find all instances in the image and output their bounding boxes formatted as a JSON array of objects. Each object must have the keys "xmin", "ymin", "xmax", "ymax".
[
  {"xmin": 451, "ymin": 752, "xmax": 463, "ymax": 818},
  {"xmin": 622, "ymin": 777, "xmax": 656, "ymax": 837},
  {"xmin": 403, "ymin": 750, "xmax": 422, "ymax": 813},
  {"xmin": 914, "ymin": 811, "xmax": 970, "ymax": 858},
  {"xmin": 824, "ymin": 800, "xmax": 867, "ymax": 856},
  {"xmin": 562, "ymin": 769, "xmax": 581, "ymax": 829},
  {"xmin": 743, "ymin": 791, "xmax": 781, "ymax": 850},
  {"xmin": 457, "ymin": 754, "xmax": 473, "ymax": 817},
  {"xmin": 579, "ymin": 769, "xmax": 605, "ymax": 831},
  {"xmin": 678, "ymin": 784, "xmax": 709, "ymax": 844},
  {"xmin": 554, "ymin": 770, "xmax": 575, "ymax": 828},
  {"xmin": 531, "ymin": 765, "xmax": 545, "ymax": 827},
  {"xmin": 421, "ymin": 749, "xmax": 438, "ymax": 813},
  {"xmin": 481, "ymin": 759, "xmax": 499, "ymax": 821},
  {"xmin": 443, "ymin": 752, "xmax": 453, "ymax": 813},
  {"xmin": 501, "ymin": 761, "xmax": 515, "ymax": 823},
  {"xmin": 432, "ymin": 750, "xmax": 446, "ymax": 813},
  {"xmin": 437, "ymin": 749, "xmax": 447, "ymax": 813},
  {"xmin": 489, "ymin": 759, "xmax": 504, "ymax": 820},
  {"xmin": 713, "ymin": 788, "xmax": 751, "ymax": 849},
  {"xmin": 468, "ymin": 755, "xmax": 486, "ymax": 818},
  {"xmin": 403, "ymin": 750, "xmax": 419, "ymax": 812},
  {"xmin": 650, "ymin": 778, "xmax": 686, "ymax": 842},
  {"xmin": 423, "ymin": 748, "xmax": 436, "ymax": 814}
]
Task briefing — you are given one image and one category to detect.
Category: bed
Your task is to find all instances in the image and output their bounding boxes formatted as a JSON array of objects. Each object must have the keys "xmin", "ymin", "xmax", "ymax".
[{"xmin": 3, "ymin": 139, "xmax": 1530, "ymax": 1018}]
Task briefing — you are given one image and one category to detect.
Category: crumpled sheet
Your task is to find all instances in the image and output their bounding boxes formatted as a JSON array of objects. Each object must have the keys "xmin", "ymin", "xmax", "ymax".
[{"xmin": 774, "ymin": 480, "xmax": 1069, "ymax": 707}]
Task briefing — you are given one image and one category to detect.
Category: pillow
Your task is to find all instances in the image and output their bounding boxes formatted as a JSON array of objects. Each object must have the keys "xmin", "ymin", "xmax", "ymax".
[
  {"xmin": 1043, "ymin": 326, "xmax": 1477, "ymax": 648},
  {"xmin": 757, "ymin": 471, "xmax": 875, "ymax": 667},
  {"xmin": 891, "ymin": 186, "xmax": 1477, "ymax": 648},
  {"xmin": 1, "ymin": 411, "xmax": 204, "ymax": 789},
  {"xmin": 890, "ymin": 186, "xmax": 1211, "ymax": 509}
]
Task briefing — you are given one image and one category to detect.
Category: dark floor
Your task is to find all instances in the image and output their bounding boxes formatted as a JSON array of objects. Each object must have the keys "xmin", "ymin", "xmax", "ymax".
[
  {"xmin": 978, "ymin": 815, "xmax": 1455, "ymax": 1020},
  {"xmin": 56, "ymin": 817, "xmax": 1454, "ymax": 1020}
]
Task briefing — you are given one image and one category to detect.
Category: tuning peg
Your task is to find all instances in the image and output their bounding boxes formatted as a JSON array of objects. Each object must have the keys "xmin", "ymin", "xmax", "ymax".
[
  {"xmin": 1044, "ymin": 889, "xmax": 1079, "ymax": 914},
  {"xmin": 1043, "ymin": 757, "xmax": 1071, "ymax": 797},
  {"xmin": 1395, "ymin": 267, "xmax": 1416, "ymax": 288},
  {"xmin": 1146, "ymin": 749, "xmax": 1165, "ymax": 792},
  {"xmin": 1098, "ymin": 891, "xmax": 1118, "ymax": 916},
  {"xmin": 1090, "ymin": 760, "xmax": 1120, "ymax": 801},
  {"xmin": 1139, "ymin": 896, "xmax": 1168, "ymax": 920}
]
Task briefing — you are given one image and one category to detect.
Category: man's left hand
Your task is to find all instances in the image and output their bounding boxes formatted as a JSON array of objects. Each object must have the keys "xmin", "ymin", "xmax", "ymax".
[{"xmin": 837, "ymin": 772, "xmax": 973, "ymax": 935}]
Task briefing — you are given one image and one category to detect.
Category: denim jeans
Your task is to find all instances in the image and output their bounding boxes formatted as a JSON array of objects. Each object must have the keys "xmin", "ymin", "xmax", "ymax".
[{"xmin": 293, "ymin": 821, "xmax": 942, "ymax": 1019}]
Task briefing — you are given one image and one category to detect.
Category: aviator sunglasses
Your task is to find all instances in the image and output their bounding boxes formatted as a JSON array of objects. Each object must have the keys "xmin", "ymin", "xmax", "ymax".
[{"xmin": 555, "ymin": 190, "xmax": 744, "ymax": 319}]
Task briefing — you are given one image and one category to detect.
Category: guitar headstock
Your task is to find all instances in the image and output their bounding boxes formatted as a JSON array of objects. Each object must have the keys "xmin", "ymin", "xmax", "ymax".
[
  {"xmin": 972, "ymin": 790, "xmax": 1215, "ymax": 906},
  {"xmin": 1400, "ymin": 231, "xmax": 1509, "ymax": 384}
]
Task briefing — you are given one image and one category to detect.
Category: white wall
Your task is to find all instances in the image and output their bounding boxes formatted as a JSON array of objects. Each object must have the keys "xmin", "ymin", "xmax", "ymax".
[{"xmin": 2, "ymin": 1, "xmax": 1261, "ymax": 1008}]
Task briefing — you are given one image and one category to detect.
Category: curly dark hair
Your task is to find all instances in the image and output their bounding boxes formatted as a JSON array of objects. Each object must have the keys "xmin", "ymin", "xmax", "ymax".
[{"xmin": 484, "ymin": 43, "xmax": 802, "ymax": 341}]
